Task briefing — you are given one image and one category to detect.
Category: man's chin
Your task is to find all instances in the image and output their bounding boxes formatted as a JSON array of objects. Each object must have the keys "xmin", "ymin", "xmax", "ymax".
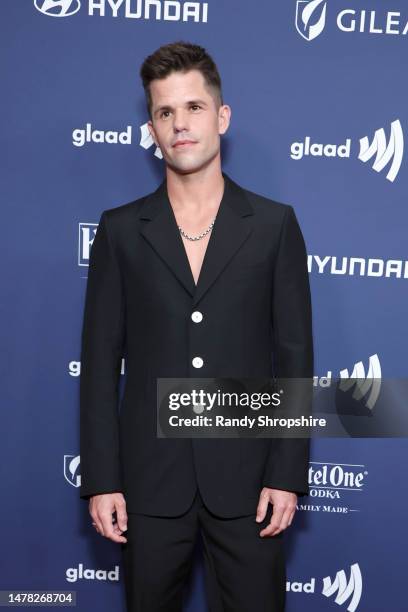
[
  {"xmin": 167, "ymin": 159, "xmax": 206, "ymax": 175},
  {"xmin": 167, "ymin": 154, "xmax": 217, "ymax": 176}
]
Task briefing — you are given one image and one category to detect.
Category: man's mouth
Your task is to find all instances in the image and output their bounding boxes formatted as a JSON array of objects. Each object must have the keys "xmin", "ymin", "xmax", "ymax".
[{"xmin": 173, "ymin": 140, "xmax": 197, "ymax": 148}]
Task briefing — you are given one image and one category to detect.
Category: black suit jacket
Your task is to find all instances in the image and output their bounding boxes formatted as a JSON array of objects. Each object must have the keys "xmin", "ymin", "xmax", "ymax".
[{"xmin": 79, "ymin": 171, "xmax": 314, "ymax": 517}]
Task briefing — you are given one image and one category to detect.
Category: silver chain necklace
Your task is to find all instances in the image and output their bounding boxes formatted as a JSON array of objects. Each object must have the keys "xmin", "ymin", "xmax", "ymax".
[{"xmin": 178, "ymin": 218, "xmax": 216, "ymax": 241}]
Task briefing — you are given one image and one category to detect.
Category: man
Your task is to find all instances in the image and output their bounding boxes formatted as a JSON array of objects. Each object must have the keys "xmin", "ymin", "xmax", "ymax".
[{"xmin": 79, "ymin": 41, "xmax": 313, "ymax": 611}]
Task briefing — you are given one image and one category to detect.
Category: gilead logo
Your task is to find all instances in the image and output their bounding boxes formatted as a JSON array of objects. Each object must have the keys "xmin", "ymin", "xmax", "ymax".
[
  {"xmin": 64, "ymin": 455, "xmax": 81, "ymax": 487},
  {"xmin": 295, "ymin": 0, "xmax": 327, "ymax": 41},
  {"xmin": 337, "ymin": 9, "xmax": 408, "ymax": 36},
  {"xmin": 295, "ymin": 1, "xmax": 408, "ymax": 41},
  {"xmin": 66, "ymin": 563, "xmax": 120, "ymax": 582}
]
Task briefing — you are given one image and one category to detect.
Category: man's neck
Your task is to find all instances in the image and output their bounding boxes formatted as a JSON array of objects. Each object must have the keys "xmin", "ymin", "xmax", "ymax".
[{"xmin": 165, "ymin": 164, "xmax": 225, "ymax": 214}]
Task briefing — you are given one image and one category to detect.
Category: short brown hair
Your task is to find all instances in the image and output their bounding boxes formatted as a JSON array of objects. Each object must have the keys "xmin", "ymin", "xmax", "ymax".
[{"xmin": 140, "ymin": 40, "xmax": 223, "ymax": 119}]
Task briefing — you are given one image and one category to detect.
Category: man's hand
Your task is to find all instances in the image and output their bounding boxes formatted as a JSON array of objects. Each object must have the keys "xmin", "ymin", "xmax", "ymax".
[
  {"xmin": 89, "ymin": 492, "xmax": 128, "ymax": 543},
  {"xmin": 255, "ymin": 487, "xmax": 297, "ymax": 537}
]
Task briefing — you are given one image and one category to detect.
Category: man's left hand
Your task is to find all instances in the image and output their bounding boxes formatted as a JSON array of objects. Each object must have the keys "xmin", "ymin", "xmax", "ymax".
[{"xmin": 256, "ymin": 487, "xmax": 297, "ymax": 537}]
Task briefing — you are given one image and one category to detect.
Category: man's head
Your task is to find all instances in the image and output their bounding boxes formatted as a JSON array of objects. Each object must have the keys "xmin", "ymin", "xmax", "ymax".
[{"xmin": 140, "ymin": 40, "xmax": 231, "ymax": 175}]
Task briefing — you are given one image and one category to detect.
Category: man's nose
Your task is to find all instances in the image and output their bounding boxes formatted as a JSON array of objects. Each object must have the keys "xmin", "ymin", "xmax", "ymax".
[{"xmin": 172, "ymin": 109, "xmax": 190, "ymax": 132}]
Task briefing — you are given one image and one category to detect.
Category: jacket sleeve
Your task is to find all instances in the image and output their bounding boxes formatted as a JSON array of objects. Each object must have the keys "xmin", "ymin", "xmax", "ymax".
[
  {"xmin": 79, "ymin": 210, "xmax": 125, "ymax": 500},
  {"xmin": 262, "ymin": 204, "xmax": 314, "ymax": 497}
]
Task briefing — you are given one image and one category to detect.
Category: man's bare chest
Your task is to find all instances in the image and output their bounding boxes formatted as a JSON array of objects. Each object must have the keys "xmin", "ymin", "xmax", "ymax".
[{"xmin": 181, "ymin": 234, "xmax": 212, "ymax": 286}]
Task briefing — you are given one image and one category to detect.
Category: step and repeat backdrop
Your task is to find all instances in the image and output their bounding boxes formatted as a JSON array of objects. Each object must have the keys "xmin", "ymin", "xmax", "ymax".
[{"xmin": 2, "ymin": 1, "xmax": 407, "ymax": 611}]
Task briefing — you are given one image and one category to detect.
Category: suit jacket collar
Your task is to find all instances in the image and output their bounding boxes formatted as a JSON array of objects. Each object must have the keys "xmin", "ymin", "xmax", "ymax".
[{"xmin": 139, "ymin": 171, "xmax": 254, "ymax": 306}]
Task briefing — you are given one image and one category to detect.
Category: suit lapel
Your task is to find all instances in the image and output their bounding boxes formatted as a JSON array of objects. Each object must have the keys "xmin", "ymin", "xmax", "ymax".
[
  {"xmin": 139, "ymin": 171, "xmax": 254, "ymax": 306},
  {"xmin": 140, "ymin": 182, "xmax": 196, "ymax": 297}
]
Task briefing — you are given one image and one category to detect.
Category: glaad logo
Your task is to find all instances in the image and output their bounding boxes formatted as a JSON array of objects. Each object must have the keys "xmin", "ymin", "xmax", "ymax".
[
  {"xmin": 290, "ymin": 120, "xmax": 403, "ymax": 182},
  {"xmin": 286, "ymin": 576, "xmax": 315, "ymax": 593},
  {"xmin": 64, "ymin": 454, "xmax": 81, "ymax": 487},
  {"xmin": 290, "ymin": 136, "xmax": 350, "ymax": 160},
  {"xmin": 66, "ymin": 563, "xmax": 120, "ymax": 582},
  {"xmin": 295, "ymin": 0, "xmax": 327, "ymax": 41},
  {"xmin": 338, "ymin": 353, "xmax": 381, "ymax": 411},
  {"xmin": 322, "ymin": 563, "xmax": 362, "ymax": 612},
  {"xmin": 34, "ymin": 0, "xmax": 81, "ymax": 17},
  {"xmin": 140, "ymin": 122, "xmax": 163, "ymax": 159},
  {"xmin": 73, "ymin": 123, "xmax": 132, "ymax": 147},
  {"xmin": 287, "ymin": 563, "xmax": 362, "ymax": 610},
  {"xmin": 314, "ymin": 354, "xmax": 381, "ymax": 405},
  {"xmin": 78, "ymin": 222, "xmax": 97, "ymax": 266},
  {"xmin": 358, "ymin": 119, "xmax": 404, "ymax": 183}
]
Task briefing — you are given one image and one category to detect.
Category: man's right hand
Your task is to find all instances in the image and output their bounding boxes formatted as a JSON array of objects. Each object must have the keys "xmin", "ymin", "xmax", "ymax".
[{"xmin": 89, "ymin": 492, "xmax": 128, "ymax": 543}]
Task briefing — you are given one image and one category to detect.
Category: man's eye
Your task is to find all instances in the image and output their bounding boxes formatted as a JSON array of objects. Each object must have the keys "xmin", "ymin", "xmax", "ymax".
[{"xmin": 160, "ymin": 105, "xmax": 200, "ymax": 118}]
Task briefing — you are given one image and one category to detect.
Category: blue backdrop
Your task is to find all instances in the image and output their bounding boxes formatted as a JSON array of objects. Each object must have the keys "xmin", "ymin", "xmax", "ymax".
[{"xmin": 2, "ymin": 1, "xmax": 407, "ymax": 610}]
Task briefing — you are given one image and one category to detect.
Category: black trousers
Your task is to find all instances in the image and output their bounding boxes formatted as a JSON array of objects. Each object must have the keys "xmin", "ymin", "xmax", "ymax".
[{"xmin": 121, "ymin": 488, "xmax": 286, "ymax": 611}]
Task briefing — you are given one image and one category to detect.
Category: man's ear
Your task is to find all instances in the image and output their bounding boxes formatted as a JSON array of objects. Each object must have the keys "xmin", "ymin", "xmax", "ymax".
[
  {"xmin": 147, "ymin": 120, "xmax": 159, "ymax": 146},
  {"xmin": 218, "ymin": 104, "xmax": 231, "ymax": 136}
]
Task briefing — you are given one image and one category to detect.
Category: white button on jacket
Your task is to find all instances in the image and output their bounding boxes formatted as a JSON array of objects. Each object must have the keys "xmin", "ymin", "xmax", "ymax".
[
  {"xmin": 191, "ymin": 311, "xmax": 203, "ymax": 323},
  {"xmin": 192, "ymin": 356, "xmax": 204, "ymax": 368}
]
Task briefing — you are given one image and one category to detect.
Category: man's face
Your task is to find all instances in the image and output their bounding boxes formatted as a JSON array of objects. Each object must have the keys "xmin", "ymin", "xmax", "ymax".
[{"xmin": 147, "ymin": 69, "xmax": 230, "ymax": 175}]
